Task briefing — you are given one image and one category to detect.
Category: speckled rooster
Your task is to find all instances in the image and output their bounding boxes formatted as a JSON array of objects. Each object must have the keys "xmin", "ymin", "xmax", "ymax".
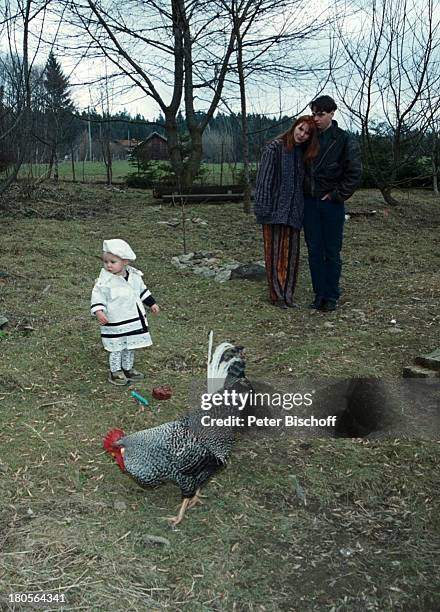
[{"xmin": 103, "ymin": 332, "xmax": 252, "ymax": 526}]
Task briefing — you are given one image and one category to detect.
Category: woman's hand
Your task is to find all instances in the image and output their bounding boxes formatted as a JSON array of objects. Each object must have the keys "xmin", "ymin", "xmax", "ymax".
[{"xmin": 150, "ymin": 304, "xmax": 160, "ymax": 315}]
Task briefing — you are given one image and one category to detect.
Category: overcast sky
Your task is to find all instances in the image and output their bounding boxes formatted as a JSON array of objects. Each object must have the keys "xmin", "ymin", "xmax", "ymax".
[
  {"xmin": 2, "ymin": 0, "xmax": 438, "ymax": 131},
  {"xmin": 1, "ymin": 0, "xmax": 340, "ymax": 120}
]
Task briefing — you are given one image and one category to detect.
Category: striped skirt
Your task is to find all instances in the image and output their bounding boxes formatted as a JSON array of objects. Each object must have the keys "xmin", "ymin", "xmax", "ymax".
[{"xmin": 262, "ymin": 224, "xmax": 300, "ymax": 307}]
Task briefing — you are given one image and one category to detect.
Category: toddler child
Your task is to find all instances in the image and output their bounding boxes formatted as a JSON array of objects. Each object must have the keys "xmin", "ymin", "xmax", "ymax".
[{"xmin": 91, "ymin": 239, "xmax": 160, "ymax": 385}]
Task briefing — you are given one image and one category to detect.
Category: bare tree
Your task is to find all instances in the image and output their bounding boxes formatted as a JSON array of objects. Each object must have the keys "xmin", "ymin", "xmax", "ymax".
[
  {"xmin": 60, "ymin": 0, "xmax": 244, "ymax": 188},
  {"xmin": 431, "ymin": 131, "xmax": 439, "ymax": 195},
  {"xmin": 97, "ymin": 71, "xmax": 113, "ymax": 185},
  {"xmin": 0, "ymin": 0, "xmax": 62, "ymax": 194},
  {"xmin": 0, "ymin": 0, "xmax": 35, "ymax": 193},
  {"xmin": 332, "ymin": 0, "xmax": 440, "ymax": 205},
  {"xmin": 215, "ymin": 0, "xmax": 337, "ymax": 212},
  {"xmin": 230, "ymin": 0, "xmax": 253, "ymax": 212},
  {"xmin": 426, "ymin": 72, "xmax": 440, "ymax": 195}
]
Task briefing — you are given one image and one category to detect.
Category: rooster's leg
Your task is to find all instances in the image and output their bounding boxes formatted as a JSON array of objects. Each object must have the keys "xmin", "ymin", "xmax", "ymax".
[
  {"xmin": 187, "ymin": 489, "xmax": 204, "ymax": 509},
  {"xmin": 166, "ymin": 497, "xmax": 191, "ymax": 527},
  {"xmin": 166, "ymin": 490, "xmax": 205, "ymax": 526}
]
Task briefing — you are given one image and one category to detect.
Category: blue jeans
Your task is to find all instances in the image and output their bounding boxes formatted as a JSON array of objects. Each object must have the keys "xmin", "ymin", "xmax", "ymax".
[{"xmin": 303, "ymin": 195, "xmax": 345, "ymax": 301}]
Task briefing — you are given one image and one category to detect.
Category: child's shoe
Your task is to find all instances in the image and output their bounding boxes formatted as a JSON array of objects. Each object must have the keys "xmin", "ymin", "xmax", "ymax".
[
  {"xmin": 108, "ymin": 370, "xmax": 129, "ymax": 385},
  {"xmin": 122, "ymin": 368, "xmax": 145, "ymax": 381}
]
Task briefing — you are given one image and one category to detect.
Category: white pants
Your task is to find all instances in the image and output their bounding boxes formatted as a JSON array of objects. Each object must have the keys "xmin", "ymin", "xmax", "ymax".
[{"xmin": 109, "ymin": 349, "xmax": 135, "ymax": 372}]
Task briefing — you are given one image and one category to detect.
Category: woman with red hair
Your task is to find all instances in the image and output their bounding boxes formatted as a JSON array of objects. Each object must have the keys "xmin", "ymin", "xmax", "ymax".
[{"xmin": 254, "ymin": 116, "xmax": 319, "ymax": 308}]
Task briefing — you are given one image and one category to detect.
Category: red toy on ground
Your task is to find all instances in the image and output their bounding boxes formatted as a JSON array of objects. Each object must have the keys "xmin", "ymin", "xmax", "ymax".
[{"xmin": 152, "ymin": 385, "xmax": 172, "ymax": 400}]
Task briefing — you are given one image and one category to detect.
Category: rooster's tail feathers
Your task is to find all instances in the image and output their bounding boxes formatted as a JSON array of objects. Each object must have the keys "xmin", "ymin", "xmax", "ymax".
[{"xmin": 207, "ymin": 332, "xmax": 245, "ymax": 394}]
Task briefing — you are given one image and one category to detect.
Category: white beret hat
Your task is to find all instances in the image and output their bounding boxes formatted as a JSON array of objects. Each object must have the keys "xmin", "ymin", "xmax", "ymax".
[{"xmin": 103, "ymin": 239, "xmax": 136, "ymax": 261}]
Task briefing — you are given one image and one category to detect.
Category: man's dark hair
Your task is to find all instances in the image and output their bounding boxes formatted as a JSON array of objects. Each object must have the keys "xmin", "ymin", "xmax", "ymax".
[{"xmin": 310, "ymin": 95, "xmax": 337, "ymax": 113}]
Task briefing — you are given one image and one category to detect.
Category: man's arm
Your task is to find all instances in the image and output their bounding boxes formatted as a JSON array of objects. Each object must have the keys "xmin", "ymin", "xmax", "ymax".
[{"xmin": 331, "ymin": 135, "xmax": 363, "ymax": 202}]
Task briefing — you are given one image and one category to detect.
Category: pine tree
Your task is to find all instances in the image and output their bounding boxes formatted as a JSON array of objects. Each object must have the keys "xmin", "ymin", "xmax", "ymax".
[{"xmin": 42, "ymin": 52, "xmax": 75, "ymax": 181}]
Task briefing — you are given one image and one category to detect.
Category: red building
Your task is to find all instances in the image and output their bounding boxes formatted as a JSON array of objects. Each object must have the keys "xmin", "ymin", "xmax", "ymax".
[{"xmin": 132, "ymin": 132, "xmax": 169, "ymax": 162}]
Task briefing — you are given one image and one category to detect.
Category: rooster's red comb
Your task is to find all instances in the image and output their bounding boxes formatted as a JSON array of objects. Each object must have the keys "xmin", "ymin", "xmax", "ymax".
[{"xmin": 103, "ymin": 428, "xmax": 125, "ymax": 452}]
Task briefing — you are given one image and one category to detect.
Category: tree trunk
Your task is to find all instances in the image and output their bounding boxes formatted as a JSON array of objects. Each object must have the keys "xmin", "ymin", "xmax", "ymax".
[
  {"xmin": 99, "ymin": 121, "xmax": 113, "ymax": 185},
  {"xmin": 165, "ymin": 113, "xmax": 182, "ymax": 189},
  {"xmin": 235, "ymin": 25, "xmax": 251, "ymax": 214},
  {"xmin": 220, "ymin": 141, "xmax": 224, "ymax": 186},
  {"xmin": 46, "ymin": 150, "xmax": 54, "ymax": 180},
  {"xmin": 71, "ymin": 145, "xmax": 76, "ymax": 182},
  {"xmin": 53, "ymin": 150, "xmax": 59, "ymax": 183},
  {"xmin": 105, "ymin": 149, "xmax": 112, "ymax": 185},
  {"xmin": 183, "ymin": 127, "xmax": 203, "ymax": 188},
  {"xmin": 106, "ymin": 156, "xmax": 112, "ymax": 185},
  {"xmin": 432, "ymin": 131, "xmax": 439, "ymax": 196}
]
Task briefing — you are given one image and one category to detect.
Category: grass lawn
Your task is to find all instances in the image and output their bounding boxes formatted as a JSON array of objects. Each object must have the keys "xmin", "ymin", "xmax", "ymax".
[
  {"xmin": 17, "ymin": 161, "xmax": 255, "ymax": 186},
  {"xmin": 0, "ymin": 184, "xmax": 439, "ymax": 610},
  {"xmin": 18, "ymin": 160, "xmax": 132, "ymax": 183}
]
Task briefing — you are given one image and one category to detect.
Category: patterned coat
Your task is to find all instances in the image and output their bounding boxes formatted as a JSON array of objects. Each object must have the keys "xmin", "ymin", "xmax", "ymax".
[
  {"xmin": 90, "ymin": 266, "xmax": 155, "ymax": 352},
  {"xmin": 254, "ymin": 140, "xmax": 305, "ymax": 229}
]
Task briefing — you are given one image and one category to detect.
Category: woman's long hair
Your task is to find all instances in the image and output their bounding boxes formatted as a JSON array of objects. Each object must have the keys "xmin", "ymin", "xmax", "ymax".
[{"xmin": 278, "ymin": 115, "xmax": 319, "ymax": 162}]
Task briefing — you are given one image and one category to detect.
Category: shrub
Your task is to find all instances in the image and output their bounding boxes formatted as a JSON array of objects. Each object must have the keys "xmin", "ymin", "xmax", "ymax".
[{"xmin": 125, "ymin": 161, "xmax": 175, "ymax": 188}]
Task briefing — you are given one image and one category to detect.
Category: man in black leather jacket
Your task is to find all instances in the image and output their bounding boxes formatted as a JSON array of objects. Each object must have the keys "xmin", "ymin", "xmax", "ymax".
[{"xmin": 303, "ymin": 95, "xmax": 362, "ymax": 311}]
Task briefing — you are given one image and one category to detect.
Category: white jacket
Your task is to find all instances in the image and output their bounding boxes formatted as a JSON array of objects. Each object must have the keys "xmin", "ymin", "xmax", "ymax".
[{"xmin": 91, "ymin": 266, "xmax": 154, "ymax": 352}]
